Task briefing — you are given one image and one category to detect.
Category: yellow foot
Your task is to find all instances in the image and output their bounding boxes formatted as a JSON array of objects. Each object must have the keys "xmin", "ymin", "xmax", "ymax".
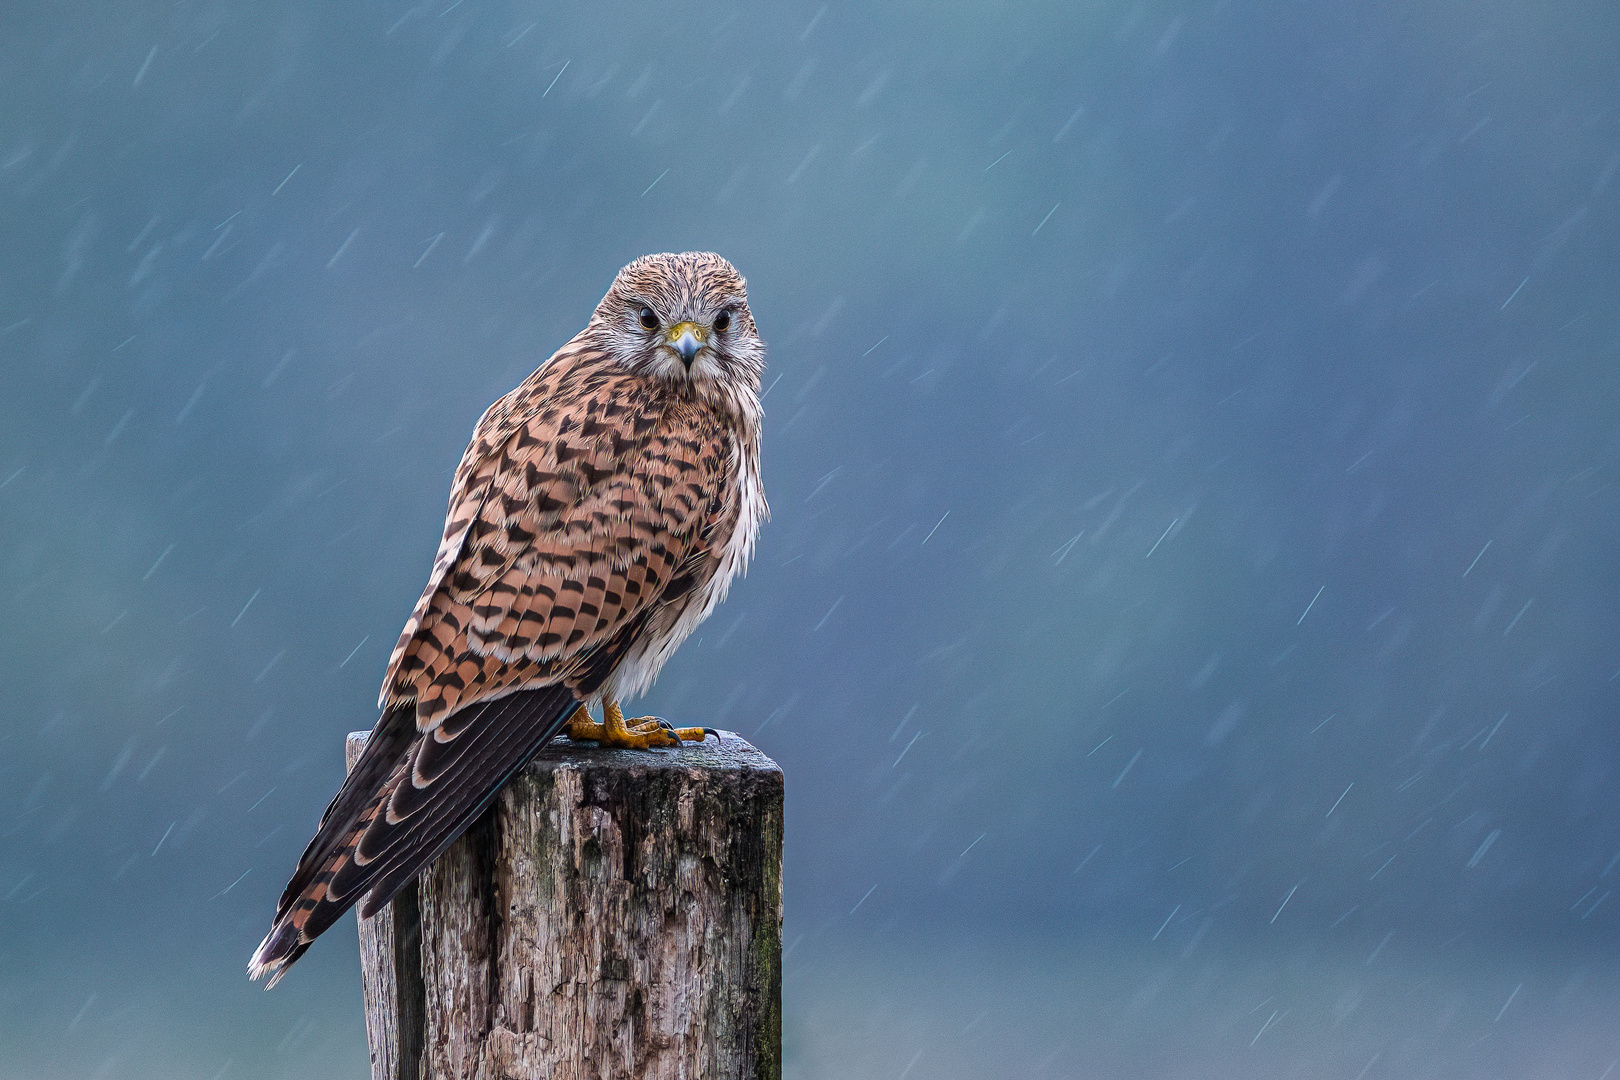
[{"xmin": 564, "ymin": 701, "xmax": 714, "ymax": 750}]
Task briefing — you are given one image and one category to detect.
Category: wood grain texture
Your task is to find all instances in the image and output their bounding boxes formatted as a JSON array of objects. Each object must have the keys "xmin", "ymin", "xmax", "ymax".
[
  {"xmin": 350, "ymin": 738, "xmax": 426, "ymax": 1080},
  {"xmin": 349, "ymin": 729, "xmax": 783, "ymax": 1080}
]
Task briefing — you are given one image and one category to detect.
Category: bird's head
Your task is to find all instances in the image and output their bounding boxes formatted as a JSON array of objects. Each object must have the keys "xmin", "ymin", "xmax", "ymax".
[{"xmin": 594, "ymin": 252, "xmax": 765, "ymax": 402}]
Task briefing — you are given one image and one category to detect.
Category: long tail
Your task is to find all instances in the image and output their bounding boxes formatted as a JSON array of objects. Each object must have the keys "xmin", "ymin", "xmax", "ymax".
[{"xmin": 248, "ymin": 685, "xmax": 578, "ymax": 988}]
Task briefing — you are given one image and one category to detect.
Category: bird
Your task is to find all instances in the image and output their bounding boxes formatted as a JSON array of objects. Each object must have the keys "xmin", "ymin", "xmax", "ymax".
[{"xmin": 248, "ymin": 251, "xmax": 767, "ymax": 988}]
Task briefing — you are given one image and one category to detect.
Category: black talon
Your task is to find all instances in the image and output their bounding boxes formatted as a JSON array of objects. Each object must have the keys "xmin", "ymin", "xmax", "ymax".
[{"xmin": 703, "ymin": 728, "xmax": 718, "ymax": 740}]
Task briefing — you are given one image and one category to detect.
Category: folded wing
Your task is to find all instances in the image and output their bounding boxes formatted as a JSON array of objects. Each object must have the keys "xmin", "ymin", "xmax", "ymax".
[{"xmin": 251, "ymin": 349, "xmax": 736, "ymax": 986}]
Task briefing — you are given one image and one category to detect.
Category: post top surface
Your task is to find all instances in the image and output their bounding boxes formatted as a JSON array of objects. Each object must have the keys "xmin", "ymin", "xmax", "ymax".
[{"xmin": 345, "ymin": 728, "xmax": 779, "ymax": 776}]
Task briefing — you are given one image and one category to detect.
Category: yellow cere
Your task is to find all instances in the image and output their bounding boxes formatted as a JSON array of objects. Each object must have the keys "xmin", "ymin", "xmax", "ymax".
[{"xmin": 666, "ymin": 321, "xmax": 708, "ymax": 344}]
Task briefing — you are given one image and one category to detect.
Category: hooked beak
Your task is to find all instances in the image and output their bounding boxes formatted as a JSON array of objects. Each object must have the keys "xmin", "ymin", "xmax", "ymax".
[{"xmin": 666, "ymin": 322, "xmax": 706, "ymax": 367}]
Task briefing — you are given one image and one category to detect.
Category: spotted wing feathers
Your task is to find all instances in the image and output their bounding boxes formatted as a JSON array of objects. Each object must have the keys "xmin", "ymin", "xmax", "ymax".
[
  {"xmin": 382, "ymin": 349, "xmax": 734, "ymax": 728},
  {"xmin": 251, "ymin": 344, "xmax": 739, "ymax": 988}
]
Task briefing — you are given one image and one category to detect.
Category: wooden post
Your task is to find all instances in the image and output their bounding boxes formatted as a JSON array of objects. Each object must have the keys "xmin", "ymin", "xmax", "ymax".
[{"xmin": 346, "ymin": 729, "xmax": 784, "ymax": 1080}]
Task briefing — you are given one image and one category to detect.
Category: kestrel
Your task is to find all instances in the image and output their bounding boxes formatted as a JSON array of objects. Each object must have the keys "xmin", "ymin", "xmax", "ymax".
[{"xmin": 249, "ymin": 252, "xmax": 767, "ymax": 987}]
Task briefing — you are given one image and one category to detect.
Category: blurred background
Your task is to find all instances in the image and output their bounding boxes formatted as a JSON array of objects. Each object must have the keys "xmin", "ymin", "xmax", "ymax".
[{"xmin": 2, "ymin": 1, "xmax": 1618, "ymax": 1076}]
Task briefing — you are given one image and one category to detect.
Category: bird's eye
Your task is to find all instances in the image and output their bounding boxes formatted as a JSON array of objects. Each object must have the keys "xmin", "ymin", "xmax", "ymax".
[
  {"xmin": 638, "ymin": 306, "xmax": 659, "ymax": 330},
  {"xmin": 713, "ymin": 309, "xmax": 732, "ymax": 332}
]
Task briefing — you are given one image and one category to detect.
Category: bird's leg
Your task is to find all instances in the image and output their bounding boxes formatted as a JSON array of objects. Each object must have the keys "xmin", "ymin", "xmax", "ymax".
[
  {"xmin": 622, "ymin": 698, "xmax": 715, "ymax": 744},
  {"xmin": 563, "ymin": 704, "xmax": 603, "ymax": 742},
  {"xmin": 564, "ymin": 698, "xmax": 712, "ymax": 749}
]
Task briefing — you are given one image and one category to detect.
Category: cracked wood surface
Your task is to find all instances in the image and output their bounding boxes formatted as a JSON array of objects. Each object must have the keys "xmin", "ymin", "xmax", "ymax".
[{"xmin": 349, "ymin": 730, "xmax": 782, "ymax": 1080}]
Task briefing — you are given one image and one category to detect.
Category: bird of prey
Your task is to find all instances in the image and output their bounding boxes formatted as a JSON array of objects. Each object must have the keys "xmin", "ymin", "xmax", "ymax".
[{"xmin": 249, "ymin": 251, "xmax": 767, "ymax": 987}]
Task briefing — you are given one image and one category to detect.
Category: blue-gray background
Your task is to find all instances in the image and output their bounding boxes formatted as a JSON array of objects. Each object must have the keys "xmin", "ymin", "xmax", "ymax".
[{"xmin": 2, "ymin": 1, "xmax": 1617, "ymax": 1077}]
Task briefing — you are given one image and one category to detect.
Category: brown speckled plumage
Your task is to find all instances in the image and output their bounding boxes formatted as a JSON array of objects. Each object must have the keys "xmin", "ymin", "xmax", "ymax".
[{"xmin": 250, "ymin": 252, "xmax": 767, "ymax": 987}]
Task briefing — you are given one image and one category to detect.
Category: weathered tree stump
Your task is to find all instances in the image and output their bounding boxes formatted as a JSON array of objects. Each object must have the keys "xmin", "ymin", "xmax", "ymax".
[{"xmin": 346, "ymin": 729, "xmax": 783, "ymax": 1080}]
